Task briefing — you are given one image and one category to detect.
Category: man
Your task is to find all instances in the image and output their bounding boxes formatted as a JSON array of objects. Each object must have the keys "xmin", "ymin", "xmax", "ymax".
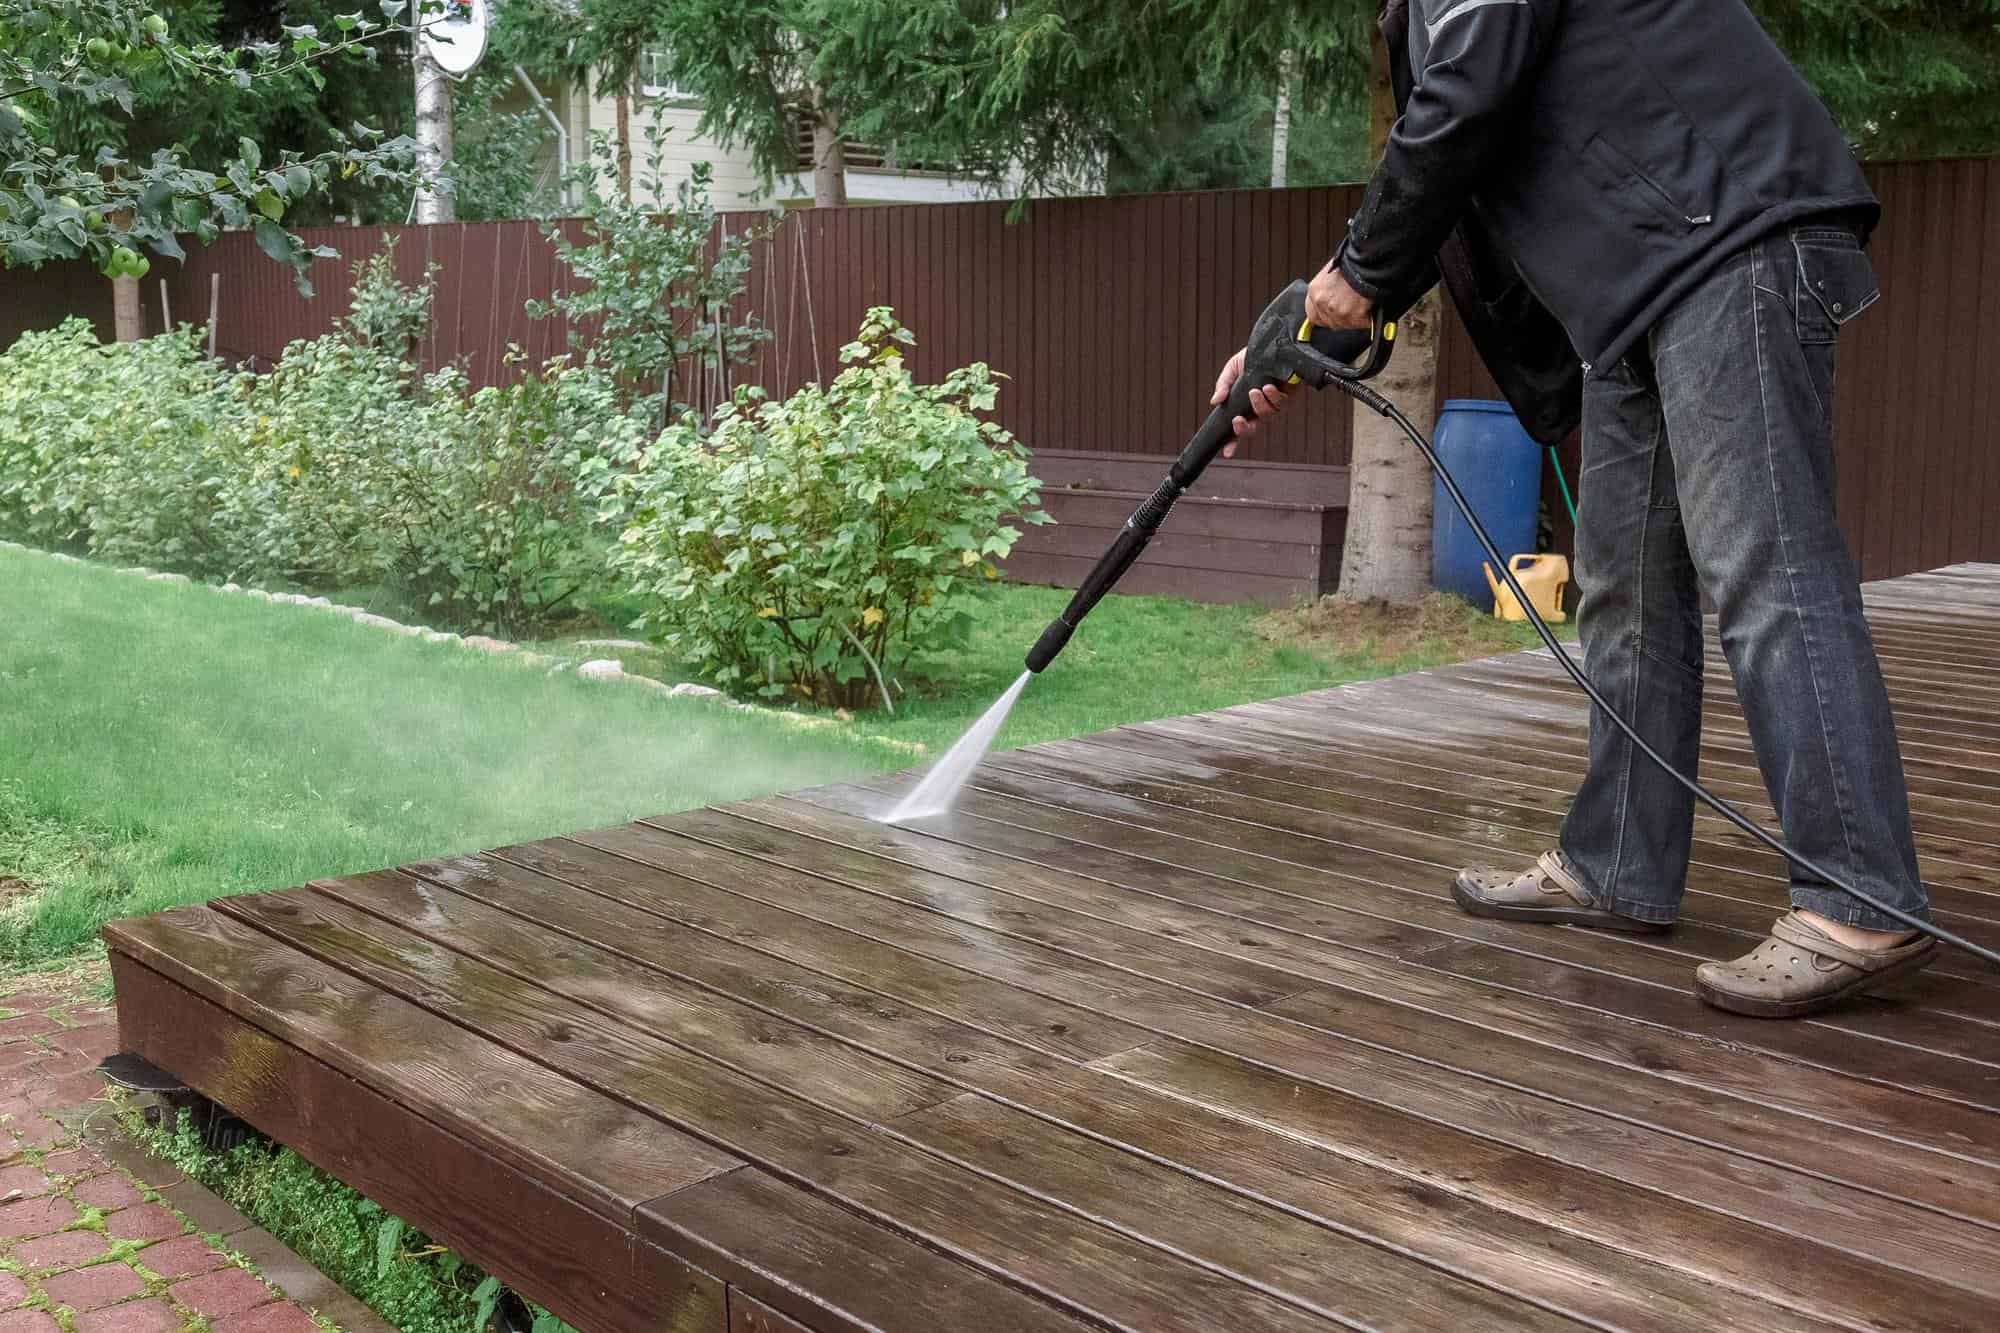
[{"xmin": 1214, "ymin": 0, "xmax": 1935, "ymax": 1017}]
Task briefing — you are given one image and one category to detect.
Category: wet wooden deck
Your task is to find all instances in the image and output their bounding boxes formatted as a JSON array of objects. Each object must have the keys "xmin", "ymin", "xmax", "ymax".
[{"xmin": 106, "ymin": 563, "xmax": 2000, "ymax": 1333}]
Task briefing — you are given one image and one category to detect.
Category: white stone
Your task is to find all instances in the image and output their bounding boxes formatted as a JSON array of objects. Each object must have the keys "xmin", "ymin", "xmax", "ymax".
[
  {"xmin": 245, "ymin": 589, "xmax": 273, "ymax": 600},
  {"xmin": 421, "ymin": 630, "xmax": 459, "ymax": 644},
  {"xmin": 462, "ymin": 635, "xmax": 518, "ymax": 654},
  {"xmin": 574, "ymin": 638, "xmax": 649, "ymax": 651},
  {"xmin": 221, "ymin": 582, "xmax": 242, "ymax": 592},
  {"xmin": 351, "ymin": 613, "xmax": 404, "ymax": 631},
  {"xmin": 576, "ymin": 659, "xmax": 625, "ymax": 681},
  {"xmin": 146, "ymin": 572, "xmax": 191, "ymax": 585},
  {"xmin": 305, "ymin": 596, "xmax": 333, "ymax": 608},
  {"xmin": 668, "ymin": 682, "xmax": 722, "ymax": 699}
]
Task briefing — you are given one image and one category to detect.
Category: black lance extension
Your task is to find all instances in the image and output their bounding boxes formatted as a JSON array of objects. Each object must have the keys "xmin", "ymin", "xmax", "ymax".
[
  {"xmin": 1024, "ymin": 280, "xmax": 1395, "ymax": 674},
  {"xmin": 1023, "ymin": 277, "xmax": 2000, "ymax": 969}
]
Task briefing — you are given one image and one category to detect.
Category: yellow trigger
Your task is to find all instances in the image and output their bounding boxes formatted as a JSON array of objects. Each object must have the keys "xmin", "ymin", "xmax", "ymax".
[
  {"xmin": 1285, "ymin": 373, "xmax": 1301, "ymax": 385},
  {"xmin": 1384, "ymin": 321, "xmax": 1397, "ymax": 340},
  {"xmin": 1296, "ymin": 317, "xmax": 1314, "ymax": 343}
]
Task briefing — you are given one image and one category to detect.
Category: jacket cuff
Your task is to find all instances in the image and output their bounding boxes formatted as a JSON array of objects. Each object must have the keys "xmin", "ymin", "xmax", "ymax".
[{"xmin": 1335, "ymin": 237, "xmax": 1393, "ymax": 307}]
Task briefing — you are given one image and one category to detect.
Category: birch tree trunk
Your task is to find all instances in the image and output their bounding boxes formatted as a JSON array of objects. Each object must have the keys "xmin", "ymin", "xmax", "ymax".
[
  {"xmin": 1271, "ymin": 49, "xmax": 1295, "ymax": 188},
  {"xmin": 811, "ymin": 86, "xmax": 847, "ymax": 207},
  {"xmin": 1337, "ymin": 27, "xmax": 1439, "ymax": 602},
  {"xmin": 413, "ymin": 42, "xmax": 454, "ymax": 223}
]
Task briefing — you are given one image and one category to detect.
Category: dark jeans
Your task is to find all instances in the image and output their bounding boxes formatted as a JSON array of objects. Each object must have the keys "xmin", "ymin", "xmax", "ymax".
[{"xmin": 1557, "ymin": 222, "xmax": 1929, "ymax": 930}]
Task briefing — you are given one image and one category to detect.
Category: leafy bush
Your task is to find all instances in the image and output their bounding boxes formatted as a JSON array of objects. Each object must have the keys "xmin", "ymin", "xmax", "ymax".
[
  {"xmin": 0, "ymin": 318, "xmax": 244, "ymax": 564},
  {"xmin": 605, "ymin": 309, "xmax": 1047, "ymax": 707},
  {"xmin": 339, "ymin": 234, "xmax": 438, "ymax": 359},
  {"xmin": 212, "ymin": 333, "xmax": 438, "ymax": 589},
  {"xmin": 528, "ymin": 125, "xmax": 767, "ymax": 427},
  {"xmin": 0, "ymin": 313, "xmax": 633, "ymax": 635},
  {"xmin": 389, "ymin": 354, "xmax": 649, "ymax": 630}
]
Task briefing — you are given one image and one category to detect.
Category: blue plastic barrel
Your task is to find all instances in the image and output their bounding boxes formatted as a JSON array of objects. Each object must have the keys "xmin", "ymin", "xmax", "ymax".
[{"xmin": 1430, "ymin": 399, "xmax": 1542, "ymax": 608}]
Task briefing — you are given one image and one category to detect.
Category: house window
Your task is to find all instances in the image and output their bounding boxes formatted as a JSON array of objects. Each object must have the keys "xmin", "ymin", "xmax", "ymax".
[{"xmin": 638, "ymin": 49, "xmax": 691, "ymax": 100}]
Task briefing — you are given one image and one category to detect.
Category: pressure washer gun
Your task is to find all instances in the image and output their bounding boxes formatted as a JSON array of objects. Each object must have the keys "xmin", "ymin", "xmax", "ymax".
[{"xmin": 1025, "ymin": 279, "xmax": 1397, "ymax": 673}]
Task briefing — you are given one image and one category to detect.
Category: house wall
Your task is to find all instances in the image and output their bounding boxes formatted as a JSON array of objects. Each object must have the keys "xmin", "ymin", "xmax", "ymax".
[{"xmin": 574, "ymin": 85, "xmax": 1017, "ymax": 209}]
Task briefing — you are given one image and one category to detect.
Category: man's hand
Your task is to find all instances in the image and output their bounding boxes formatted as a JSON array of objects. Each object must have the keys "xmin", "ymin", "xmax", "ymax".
[
  {"xmin": 1210, "ymin": 346, "xmax": 1290, "ymax": 458},
  {"xmin": 1307, "ymin": 259, "xmax": 1373, "ymax": 330}
]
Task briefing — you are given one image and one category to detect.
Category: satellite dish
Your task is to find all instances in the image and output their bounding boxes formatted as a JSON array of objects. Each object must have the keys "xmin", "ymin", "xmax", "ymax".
[{"xmin": 422, "ymin": 0, "xmax": 489, "ymax": 76}]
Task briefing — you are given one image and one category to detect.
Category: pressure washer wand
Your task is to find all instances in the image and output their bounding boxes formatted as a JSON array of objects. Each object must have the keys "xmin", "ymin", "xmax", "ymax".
[{"xmin": 1025, "ymin": 280, "xmax": 1396, "ymax": 673}]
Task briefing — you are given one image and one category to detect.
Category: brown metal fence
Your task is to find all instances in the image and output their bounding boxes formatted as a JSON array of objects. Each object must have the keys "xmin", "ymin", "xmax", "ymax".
[{"xmin": 6, "ymin": 161, "xmax": 1997, "ymax": 580}]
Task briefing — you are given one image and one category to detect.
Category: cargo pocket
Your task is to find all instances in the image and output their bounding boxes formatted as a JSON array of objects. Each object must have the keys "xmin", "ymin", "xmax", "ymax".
[{"xmin": 1793, "ymin": 230, "xmax": 1879, "ymax": 345}]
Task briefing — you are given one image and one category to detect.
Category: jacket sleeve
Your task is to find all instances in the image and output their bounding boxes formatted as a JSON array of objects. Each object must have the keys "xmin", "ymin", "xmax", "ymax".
[{"xmin": 1339, "ymin": 0, "xmax": 1557, "ymax": 311}]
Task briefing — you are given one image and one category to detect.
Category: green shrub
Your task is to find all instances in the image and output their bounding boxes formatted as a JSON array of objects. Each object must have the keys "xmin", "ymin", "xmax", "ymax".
[
  {"xmin": 528, "ymin": 126, "xmax": 767, "ymax": 428},
  {"xmin": 0, "ymin": 315, "xmax": 628, "ymax": 635},
  {"xmin": 0, "ymin": 319, "xmax": 242, "ymax": 563},
  {"xmin": 390, "ymin": 354, "xmax": 650, "ymax": 632},
  {"xmin": 338, "ymin": 234, "xmax": 438, "ymax": 360},
  {"xmin": 214, "ymin": 334, "xmax": 438, "ymax": 589},
  {"xmin": 605, "ymin": 308, "xmax": 1047, "ymax": 707}
]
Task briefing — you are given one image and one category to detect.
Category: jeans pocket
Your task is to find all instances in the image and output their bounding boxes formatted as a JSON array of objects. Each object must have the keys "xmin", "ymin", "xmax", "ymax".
[{"xmin": 1793, "ymin": 230, "xmax": 1880, "ymax": 345}]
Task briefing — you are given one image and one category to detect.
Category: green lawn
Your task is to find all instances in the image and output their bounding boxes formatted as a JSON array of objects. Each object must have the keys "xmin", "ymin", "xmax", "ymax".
[
  {"xmin": 2, "ymin": 549, "xmax": 1554, "ymax": 973},
  {"xmin": 552, "ymin": 580, "xmax": 1557, "ymax": 755},
  {"xmin": 0, "ymin": 549, "xmax": 896, "ymax": 969}
]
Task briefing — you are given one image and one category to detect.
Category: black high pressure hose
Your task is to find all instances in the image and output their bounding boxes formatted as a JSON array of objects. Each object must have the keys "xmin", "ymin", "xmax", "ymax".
[{"xmin": 1027, "ymin": 279, "xmax": 1999, "ymax": 968}]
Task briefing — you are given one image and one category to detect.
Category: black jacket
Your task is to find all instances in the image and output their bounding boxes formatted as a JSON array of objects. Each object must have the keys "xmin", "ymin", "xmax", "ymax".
[{"xmin": 1341, "ymin": 0, "xmax": 1879, "ymax": 443}]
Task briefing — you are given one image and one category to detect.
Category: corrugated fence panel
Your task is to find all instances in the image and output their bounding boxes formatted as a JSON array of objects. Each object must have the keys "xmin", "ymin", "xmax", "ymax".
[{"xmin": 2, "ymin": 164, "xmax": 1994, "ymax": 577}]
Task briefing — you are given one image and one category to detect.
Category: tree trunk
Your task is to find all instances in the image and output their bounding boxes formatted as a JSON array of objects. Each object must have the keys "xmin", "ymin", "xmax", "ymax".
[
  {"xmin": 615, "ymin": 85, "xmax": 633, "ymax": 200},
  {"xmin": 811, "ymin": 86, "xmax": 847, "ymax": 207},
  {"xmin": 111, "ymin": 274, "xmax": 143, "ymax": 343},
  {"xmin": 1271, "ymin": 49, "xmax": 1295, "ymax": 188},
  {"xmin": 1337, "ymin": 27, "xmax": 1439, "ymax": 603},
  {"xmin": 413, "ymin": 42, "xmax": 454, "ymax": 223}
]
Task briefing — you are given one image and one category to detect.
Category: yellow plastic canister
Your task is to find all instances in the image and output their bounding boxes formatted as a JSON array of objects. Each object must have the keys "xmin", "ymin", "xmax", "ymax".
[{"xmin": 1484, "ymin": 553, "xmax": 1569, "ymax": 623}]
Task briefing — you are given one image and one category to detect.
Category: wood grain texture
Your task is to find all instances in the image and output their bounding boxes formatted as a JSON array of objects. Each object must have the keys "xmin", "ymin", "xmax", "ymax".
[{"xmin": 104, "ymin": 564, "xmax": 2000, "ymax": 1332}]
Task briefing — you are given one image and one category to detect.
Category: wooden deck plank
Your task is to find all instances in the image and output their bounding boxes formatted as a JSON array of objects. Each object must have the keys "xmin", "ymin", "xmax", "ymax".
[
  {"xmin": 981, "ymin": 737, "xmax": 2000, "ymax": 999},
  {"xmin": 207, "ymin": 886, "xmax": 1372, "ymax": 1333},
  {"xmin": 383, "ymin": 848, "xmax": 1841, "ymax": 1331},
  {"xmin": 103, "ymin": 907, "xmax": 742, "ymax": 1216},
  {"xmin": 105, "ymin": 921, "xmax": 732, "ymax": 1333},
  {"xmin": 655, "ymin": 1168, "xmax": 1103, "ymax": 1333},
  {"xmin": 736, "ymin": 797, "xmax": 2000, "ymax": 1220},
  {"xmin": 934, "ymin": 760, "xmax": 2000, "ymax": 1068},
  {"xmin": 104, "ymin": 564, "xmax": 2000, "ymax": 1332},
  {"xmin": 1140, "ymin": 709, "xmax": 2000, "ymax": 864},
  {"xmin": 610, "ymin": 802, "xmax": 2000, "ymax": 1301},
  {"xmin": 785, "ymin": 784, "xmax": 2000, "ymax": 1171}
]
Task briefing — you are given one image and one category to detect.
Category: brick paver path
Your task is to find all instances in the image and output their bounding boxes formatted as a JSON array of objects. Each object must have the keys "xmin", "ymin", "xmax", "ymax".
[{"xmin": 2, "ymin": 971, "xmax": 326, "ymax": 1331}]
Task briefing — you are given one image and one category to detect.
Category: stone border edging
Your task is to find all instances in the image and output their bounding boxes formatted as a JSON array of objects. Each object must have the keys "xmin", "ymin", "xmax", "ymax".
[{"xmin": 0, "ymin": 542, "xmax": 925, "ymax": 756}]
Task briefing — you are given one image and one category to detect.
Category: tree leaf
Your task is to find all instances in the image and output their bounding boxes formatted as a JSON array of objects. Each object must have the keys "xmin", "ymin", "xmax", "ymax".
[
  {"xmin": 238, "ymin": 137, "xmax": 261, "ymax": 172},
  {"xmin": 374, "ymin": 1216, "xmax": 403, "ymax": 1278},
  {"xmin": 254, "ymin": 189, "xmax": 285, "ymax": 221},
  {"xmin": 253, "ymin": 219, "xmax": 294, "ymax": 265}
]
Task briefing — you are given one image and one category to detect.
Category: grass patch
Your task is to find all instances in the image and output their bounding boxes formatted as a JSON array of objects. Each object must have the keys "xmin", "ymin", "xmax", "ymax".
[
  {"xmin": 548, "ymin": 582, "xmax": 1563, "ymax": 757},
  {"xmin": 0, "ymin": 549, "xmax": 895, "ymax": 971}
]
